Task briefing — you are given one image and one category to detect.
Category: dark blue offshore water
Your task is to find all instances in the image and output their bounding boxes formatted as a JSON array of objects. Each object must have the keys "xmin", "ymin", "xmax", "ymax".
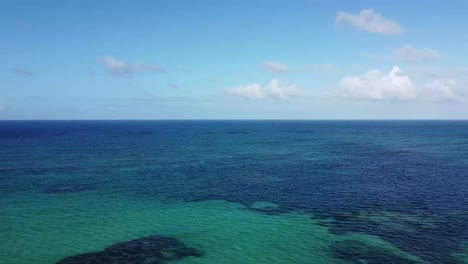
[{"xmin": 1, "ymin": 120, "xmax": 468, "ymax": 263}]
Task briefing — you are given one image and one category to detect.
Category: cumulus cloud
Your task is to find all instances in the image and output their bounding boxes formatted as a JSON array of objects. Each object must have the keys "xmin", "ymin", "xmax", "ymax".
[
  {"xmin": 336, "ymin": 9, "xmax": 404, "ymax": 35},
  {"xmin": 337, "ymin": 66, "xmax": 466, "ymax": 101},
  {"xmin": 11, "ymin": 68, "xmax": 33, "ymax": 76},
  {"xmin": 98, "ymin": 56, "xmax": 164, "ymax": 77},
  {"xmin": 226, "ymin": 79, "xmax": 304, "ymax": 100},
  {"xmin": 263, "ymin": 61, "xmax": 288, "ymax": 73},
  {"xmin": 394, "ymin": 46, "xmax": 442, "ymax": 63},
  {"xmin": 339, "ymin": 66, "xmax": 416, "ymax": 100},
  {"xmin": 227, "ymin": 84, "xmax": 265, "ymax": 100}
]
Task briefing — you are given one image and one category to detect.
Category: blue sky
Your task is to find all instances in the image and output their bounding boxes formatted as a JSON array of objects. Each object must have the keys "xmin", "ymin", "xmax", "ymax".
[{"xmin": 1, "ymin": 0, "xmax": 468, "ymax": 119}]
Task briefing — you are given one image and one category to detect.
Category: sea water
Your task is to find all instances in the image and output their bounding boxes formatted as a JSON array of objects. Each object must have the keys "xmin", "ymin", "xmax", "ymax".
[{"xmin": 1, "ymin": 120, "xmax": 468, "ymax": 263}]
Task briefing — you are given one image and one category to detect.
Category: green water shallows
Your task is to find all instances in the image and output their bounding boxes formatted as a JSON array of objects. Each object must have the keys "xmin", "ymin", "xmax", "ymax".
[
  {"xmin": 1, "ymin": 190, "xmax": 424, "ymax": 264},
  {"xmin": 453, "ymin": 243, "xmax": 468, "ymax": 264}
]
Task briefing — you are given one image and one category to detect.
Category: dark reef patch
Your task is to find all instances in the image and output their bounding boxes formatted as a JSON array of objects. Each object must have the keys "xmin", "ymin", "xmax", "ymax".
[
  {"xmin": 56, "ymin": 235, "xmax": 203, "ymax": 264},
  {"xmin": 329, "ymin": 240, "xmax": 422, "ymax": 264},
  {"xmin": 318, "ymin": 211, "xmax": 468, "ymax": 264}
]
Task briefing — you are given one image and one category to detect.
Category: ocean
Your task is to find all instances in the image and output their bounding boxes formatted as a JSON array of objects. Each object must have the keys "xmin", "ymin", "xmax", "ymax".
[{"xmin": 1, "ymin": 120, "xmax": 467, "ymax": 264}]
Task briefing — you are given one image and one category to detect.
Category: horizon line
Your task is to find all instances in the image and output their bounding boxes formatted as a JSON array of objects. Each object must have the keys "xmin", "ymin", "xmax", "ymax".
[{"xmin": 1, "ymin": 119, "xmax": 468, "ymax": 122}]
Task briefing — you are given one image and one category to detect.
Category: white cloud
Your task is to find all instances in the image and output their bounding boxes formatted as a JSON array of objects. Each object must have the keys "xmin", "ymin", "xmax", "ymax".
[
  {"xmin": 336, "ymin": 9, "xmax": 404, "ymax": 35},
  {"xmin": 263, "ymin": 61, "xmax": 288, "ymax": 73},
  {"xmin": 268, "ymin": 79, "xmax": 304, "ymax": 100},
  {"xmin": 423, "ymin": 79, "xmax": 464, "ymax": 101},
  {"xmin": 339, "ymin": 66, "xmax": 416, "ymax": 100},
  {"xmin": 227, "ymin": 84, "xmax": 265, "ymax": 100},
  {"xmin": 226, "ymin": 79, "xmax": 304, "ymax": 100},
  {"xmin": 337, "ymin": 66, "xmax": 466, "ymax": 101},
  {"xmin": 395, "ymin": 46, "xmax": 442, "ymax": 63},
  {"xmin": 97, "ymin": 56, "xmax": 164, "ymax": 77}
]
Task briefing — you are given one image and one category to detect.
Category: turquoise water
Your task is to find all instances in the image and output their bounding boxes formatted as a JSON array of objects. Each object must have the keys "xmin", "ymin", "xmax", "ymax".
[
  {"xmin": 1, "ymin": 192, "xmax": 424, "ymax": 264},
  {"xmin": 1, "ymin": 121, "xmax": 468, "ymax": 263}
]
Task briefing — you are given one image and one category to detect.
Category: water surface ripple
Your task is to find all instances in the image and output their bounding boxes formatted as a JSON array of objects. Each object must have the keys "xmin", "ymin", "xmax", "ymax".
[{"xmin": 1, "ymin": 120, "xmax": 468, "ymax": 263}]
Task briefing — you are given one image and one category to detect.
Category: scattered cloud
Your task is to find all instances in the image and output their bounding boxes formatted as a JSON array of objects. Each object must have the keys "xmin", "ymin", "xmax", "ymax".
[
  {"xmin": 336, "ymin": 9, "xmax": 404, "ymax": 35},
  {"xmin": 226, "ymin": 79, "xmax": 304, "ymax": 100},
  {"xmin": 263, "ymin": 61, "xmax": 288, "ymax": 73},
  {"xmin": 227, "ymin": 84, "xmax": 265, "ymax": 100},
  {"xmin": 363, "ymin": 46, "xmax": 443, "ymax": 64},
  {"xmin": 97, "ymin": 56, "xmax": 164, "ymax": 77},
  {"xmin": 11, "ymin": 68, "xmax": 33, "ymax": 76},
  {"xmin": 423, "ymin": 79, "xmax": 465, "ymax": 101},
  {"xmin": 338, "ymin": 66, "xmax": 416, "ymax": 100},
  {"xmin": 395, "ymin": 46, "xmax": 442, "ymax": 63},
  {"xmin": 337, "ymin": 66, "xmax": 466, "ymax": 101}
]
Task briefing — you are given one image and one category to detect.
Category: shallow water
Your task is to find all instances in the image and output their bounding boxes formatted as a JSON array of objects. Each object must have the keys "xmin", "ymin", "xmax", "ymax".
[
  {"xmin": 0, "ymin": 192, "xmax": 422, "ymax": 264},
  {"xmin": 1, "ymin": 120, "xmax": 468, "ymax": 263}
]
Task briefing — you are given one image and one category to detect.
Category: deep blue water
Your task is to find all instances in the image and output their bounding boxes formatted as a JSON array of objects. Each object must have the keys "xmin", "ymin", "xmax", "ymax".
[{"xmin": 1, "ymin": 120, "xmax": 468, "ymax": 263}]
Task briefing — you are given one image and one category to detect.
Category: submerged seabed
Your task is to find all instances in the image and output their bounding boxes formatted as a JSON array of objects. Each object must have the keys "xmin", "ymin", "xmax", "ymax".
[{"xmin": 1, "ymin": 120, "xmax": 468, "ymax": 264}]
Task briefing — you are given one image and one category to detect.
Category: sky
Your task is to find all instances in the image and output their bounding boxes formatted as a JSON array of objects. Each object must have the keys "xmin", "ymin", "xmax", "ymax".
[{"xmin": 1, "ymin": 0, "xmax": 468, "ymax": 119}]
